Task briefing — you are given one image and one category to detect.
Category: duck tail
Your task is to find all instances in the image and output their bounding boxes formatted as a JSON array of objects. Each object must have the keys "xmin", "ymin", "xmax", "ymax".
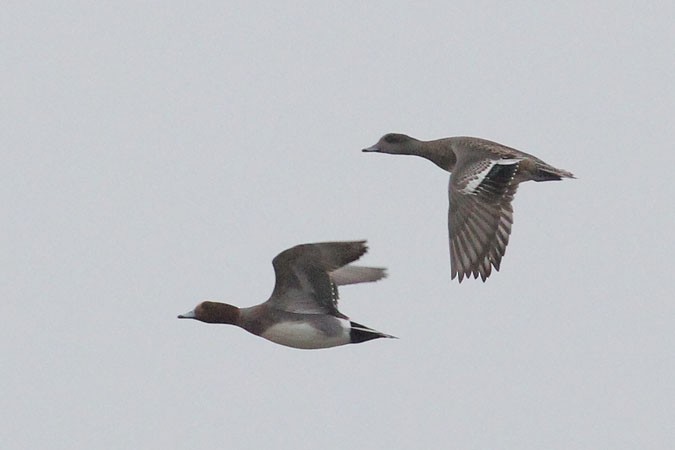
[{"xmin": 350, "ymin": 321, "xmax": 398, "ymax": 343}]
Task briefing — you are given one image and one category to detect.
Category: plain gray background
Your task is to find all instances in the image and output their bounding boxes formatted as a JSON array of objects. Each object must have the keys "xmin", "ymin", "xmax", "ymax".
[{"xmin": 3, "ymin": 2, "xmax": 674, "ymax": 449}]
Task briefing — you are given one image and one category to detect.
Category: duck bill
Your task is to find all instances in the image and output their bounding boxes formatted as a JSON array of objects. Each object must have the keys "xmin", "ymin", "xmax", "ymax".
[{"xmin": 177, "ymin": 310, "xmax": 196, "ymax": 319}]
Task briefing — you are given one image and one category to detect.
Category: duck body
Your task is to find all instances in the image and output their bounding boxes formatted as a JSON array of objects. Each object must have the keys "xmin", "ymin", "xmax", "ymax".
[
  {"xmin": 364, "ymin": 134, "xmax": 573, "ymax": 182},
  {"xmin": 363, "ymin": 134, "xmax": 574, "ymax": 282},
  {"xmin": 252, "ymin": 310, "xmax": 382, "ymax": 349},
  {"xmin": 178, "ymin": 241, "xmax": 395, "ymax": 349}
]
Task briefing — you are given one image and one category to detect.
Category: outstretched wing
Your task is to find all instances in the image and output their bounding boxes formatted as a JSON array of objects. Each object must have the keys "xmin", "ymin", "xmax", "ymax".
[
  {"xmin": 267, "ymin": 241, "xmax": 371, "ymax": 317},
  {"xmin": 448, "ymin": 158, "xmax": 521, "ymax": 282}
]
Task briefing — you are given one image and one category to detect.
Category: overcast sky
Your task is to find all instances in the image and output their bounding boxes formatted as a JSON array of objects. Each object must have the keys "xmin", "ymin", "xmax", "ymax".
[{"xmin": 3, "ymin": 2, "xmax": 674, "ymax": 449}]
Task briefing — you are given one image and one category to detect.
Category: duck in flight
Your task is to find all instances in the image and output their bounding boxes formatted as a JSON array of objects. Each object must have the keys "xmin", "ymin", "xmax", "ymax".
[
  {"xmin": 363, "ymin": 134, "xmax": 574, "ymax": 282},
  {"xmin": 178, "ymin": 240, "xmax": 395, "ymax": 349}
]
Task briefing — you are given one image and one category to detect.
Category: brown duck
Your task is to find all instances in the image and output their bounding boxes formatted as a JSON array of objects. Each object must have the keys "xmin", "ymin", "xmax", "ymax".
[{"xmin": 363, "ymin": 134, "xmax": 574, "ymax": 282}]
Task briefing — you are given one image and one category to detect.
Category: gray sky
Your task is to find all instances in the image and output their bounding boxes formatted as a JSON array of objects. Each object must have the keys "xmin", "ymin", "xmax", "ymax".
[{"xmin": 3, "ymin": 1, "xmax": 674, "ymax": 449}]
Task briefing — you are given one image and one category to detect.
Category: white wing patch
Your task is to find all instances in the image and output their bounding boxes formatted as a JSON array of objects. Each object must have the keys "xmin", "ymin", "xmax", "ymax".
[{"xmin": 460, "ymin": 158, "xmax": 522, "ymax": 195}]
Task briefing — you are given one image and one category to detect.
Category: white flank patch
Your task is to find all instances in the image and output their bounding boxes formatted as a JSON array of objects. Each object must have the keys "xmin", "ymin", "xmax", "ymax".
[
  {"xmin": 461, "ymin": 158, "xmax": 522, "ymax": 195},
  {"xmin": 261, "ymin": 319, "xmax": 351, "ymax": 349}
]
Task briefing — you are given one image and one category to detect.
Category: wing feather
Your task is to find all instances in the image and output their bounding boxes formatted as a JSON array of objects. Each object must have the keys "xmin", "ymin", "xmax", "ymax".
[
  {"xmin": 449, "ymin": 160, "xmax": 520, "ymax": 282},
  {"xmin": 268, "ymin": 241, "xmax": 380, "ymax": 316}
]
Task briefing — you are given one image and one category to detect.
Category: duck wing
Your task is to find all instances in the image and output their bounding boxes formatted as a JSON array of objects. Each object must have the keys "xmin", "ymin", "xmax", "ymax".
[
  {"xmin": 448, "ymin": 154, "xmax": 521, "ymax": 282},
  {"xmin": 267, "ymin": 241, "xmax": 371, "ymax": 317}
]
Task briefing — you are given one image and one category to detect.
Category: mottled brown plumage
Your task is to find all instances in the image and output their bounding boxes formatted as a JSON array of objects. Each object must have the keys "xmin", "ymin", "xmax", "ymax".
[{"xmin": 363, "ymin": 134, "xmax": 574, "ymax": 282}]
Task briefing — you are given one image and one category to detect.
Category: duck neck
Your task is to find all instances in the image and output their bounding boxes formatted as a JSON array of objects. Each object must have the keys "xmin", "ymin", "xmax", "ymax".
[
  {"xmin": 414, "ymin": 139, "xmax": 456, "ymax": 172},
  {"xmin": 204, "ymin": 302, "xmax": 241, "ymax": 325}
]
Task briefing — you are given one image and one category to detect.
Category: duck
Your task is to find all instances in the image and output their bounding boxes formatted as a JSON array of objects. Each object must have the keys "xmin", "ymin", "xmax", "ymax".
[
  {"xmin": 178, "ymin": 240, "xmax": 396, "ymax": 349},
  {"xmin": 363, "ymin": 134, "xmax": 574, "ymax": 282}
]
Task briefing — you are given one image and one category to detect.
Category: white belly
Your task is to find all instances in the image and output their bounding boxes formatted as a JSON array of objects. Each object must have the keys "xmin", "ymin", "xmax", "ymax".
[{"xmin": 260, "ymin": 320, "xmax": 351, "ymax": 349}]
